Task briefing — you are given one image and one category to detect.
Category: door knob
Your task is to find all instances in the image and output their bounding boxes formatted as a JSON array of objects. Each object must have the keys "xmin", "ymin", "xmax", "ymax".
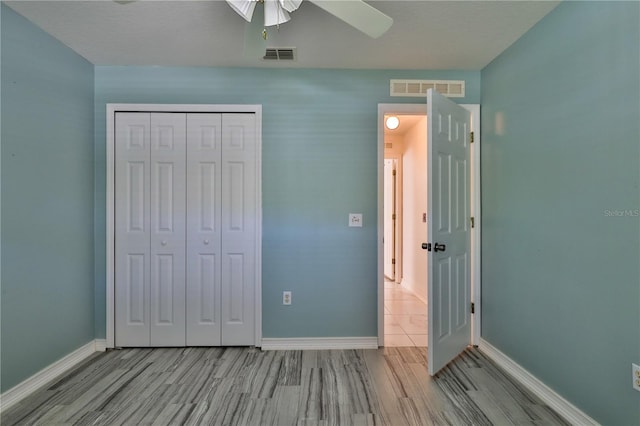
[
  {"xmin": 421, "ymin": 243, "xmax": 432, "ymax": 251},
  {"xmin": 434, "ymin": 242, "xmax": 446, "ymax": 252},
  {"xmin": 161, "ymin": 240, "xmax": 167, "ymax": 246},
  {"xmin": 204, "ymin": 239, "xmax": 210, "ymax": 245}
]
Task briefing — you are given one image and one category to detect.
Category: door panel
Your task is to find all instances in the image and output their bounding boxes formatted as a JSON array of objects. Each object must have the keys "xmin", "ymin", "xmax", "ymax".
[
  {"xmin": 186, "ymin": 114, "xmax": 222, "ymax": 345},
  {"xmin": 149, "ymin": 113, "xmax": 186, "ymax": 346},
  {"xmin": 126, "ymin": 254, "xmax": 146, "ymax": 324},
  {"xmin": 221, "ymin": 114, "xmax": 256, "ymax": 346},
  {"xmin": 428, "ymin": 90, "xmax": 471, "ymax": 375},
  {"xmin": 115, "ymin": 113, "xmax": 151, "ymax": 347},
  {"xmin": 227, "ymin": 253, "xmax": 245, "ymax": 322}
]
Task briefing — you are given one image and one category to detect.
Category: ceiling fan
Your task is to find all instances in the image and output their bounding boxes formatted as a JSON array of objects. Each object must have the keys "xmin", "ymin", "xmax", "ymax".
[
  {"xmin": 226, "ymin": 0, "xmax": 393, "ymax": 39},
  {"xmin": 113, "ymin": 0, "xmax": 392, "ymax": 59},
  {"xmin": 114, "ymin": 0, "xmax": 392, "ymax": 39}
]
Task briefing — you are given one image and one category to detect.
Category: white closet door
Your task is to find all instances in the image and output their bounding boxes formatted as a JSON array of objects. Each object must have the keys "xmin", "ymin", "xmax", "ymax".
[
  {"xmin": 115, "ymin": 113, "xmax": 152, "ymax": 347},
  {"xmin": 221, "ymin": 114, "xmax": 256, "ymax": 345},
  {"xmin": 149, "ymin": 113, "xmax": 187, "ymax": 346},
  {"xmin": 186, "ymin": 114, "xmax": 222, "ymax": 345}
]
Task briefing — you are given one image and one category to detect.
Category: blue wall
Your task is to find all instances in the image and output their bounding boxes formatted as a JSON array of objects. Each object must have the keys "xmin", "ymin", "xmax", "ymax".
[
  {"xmin": 1, "ymin": 5, "xmax": 95, "ymax": 392},
  {"xmin": 94, "ymin": 67, "xmax": 480, "ymax": 338},
  {"xmin": 480, "ymin": 2, "xmax": 640, "ymax": 424}
]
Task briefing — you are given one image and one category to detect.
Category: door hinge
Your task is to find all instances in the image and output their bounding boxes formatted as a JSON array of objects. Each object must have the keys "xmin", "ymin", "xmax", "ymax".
[
  {"xmin": 471, "ymin": 302, "xmax": 475, "ymax": 314},
  {"xmin": 470, "ymin": 131, "xmax": 474, "ymax": 143},
  {"xmin": 392, "ymin": 169, "xmax": 396, "ymax": 176},
  {"xmin": 470, "ymin": 217, "xmax": 475, "ymax": 228},
  {"xmin": 392, "ymin": 213, "xmax": 396, "ymax": 220},
  {"xmin": 392, "ymin": 258, "xmax": 396, "ymax": 265}
]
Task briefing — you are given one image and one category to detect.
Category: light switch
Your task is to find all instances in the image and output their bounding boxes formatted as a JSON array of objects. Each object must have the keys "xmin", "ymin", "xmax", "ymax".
[{"xmin": 349, "ymin": 213, "xmax": 363, "ymax": 227}]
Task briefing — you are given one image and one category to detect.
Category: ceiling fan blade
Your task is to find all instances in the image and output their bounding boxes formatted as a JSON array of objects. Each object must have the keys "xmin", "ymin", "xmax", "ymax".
[
  {"xmin": 308, "ymin": 0, "xmax": 392, "ymax": 38},
  {"xmin": 227, "ymin": 0, "xmax": 257, "ymax": 22}
]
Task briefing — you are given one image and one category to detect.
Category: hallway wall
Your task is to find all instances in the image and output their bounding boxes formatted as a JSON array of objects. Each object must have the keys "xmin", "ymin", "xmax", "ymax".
[{"xmin": 400, "ymin": 118, "xmax": 428, "ymax": 301}]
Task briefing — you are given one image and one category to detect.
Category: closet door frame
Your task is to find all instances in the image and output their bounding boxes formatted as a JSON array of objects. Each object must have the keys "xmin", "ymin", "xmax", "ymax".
[{"xmin": 106, "ymin": 104, "xmax": 262, "ymax": 349}]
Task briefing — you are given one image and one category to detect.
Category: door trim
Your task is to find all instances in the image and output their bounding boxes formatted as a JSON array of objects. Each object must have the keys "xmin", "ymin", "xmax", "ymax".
[
  {"xmin": 106, "ymin": 104, "xmax": 263, "ymax": 348},
  {"xmin": 377, "ymin": 103, "xmax": 481, "ymax": 347}
]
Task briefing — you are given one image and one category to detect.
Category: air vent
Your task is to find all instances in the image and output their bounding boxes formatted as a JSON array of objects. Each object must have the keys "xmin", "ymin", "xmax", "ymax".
[
  {"xmin": 390, "ymin": 79, "xmax": 465, "ymax": 98},
  {"xmin": 263, "ymin": 48, "xmax": 296, "ymax": 61}
]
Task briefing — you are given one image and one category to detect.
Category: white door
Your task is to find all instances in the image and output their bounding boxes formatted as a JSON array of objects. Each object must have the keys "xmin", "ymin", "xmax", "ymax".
[
  {"xmin": 383, "ymin": 159, "xmax": 396, "ymax": 280},
  {"xmin": 115, "ymin": 113, "xmax": 187, "ymax": 347},
  {"xmin": 115, "ymin": 113, "xmax": 151, "ymax": 346},
  {"xmin": 427, "ymin": 89, "xmax": 472, "ymax": 375},
  {"xmin": 149, "ymin": 113, "xmax": 187, "ymax": 346},
  {"xmin": 221, "ymin": 114, "xmax": 256, "ymax": 345},
  {"xmin": 186, "ymin": 114, "xmax": 222, "ymax": 346}
]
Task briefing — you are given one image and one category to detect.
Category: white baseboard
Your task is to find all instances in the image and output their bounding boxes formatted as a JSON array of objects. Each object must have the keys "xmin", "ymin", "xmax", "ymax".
[
  {"xmin": 0, "ymin": 339, "xmax": 101, "ymax": 413},
  {"xmin": 94, "ymin": 339, "xmax": 108, "ymax": 352},
  {"xmin": 261, "ymin": 337, "xmax": 379, "ymax": 350},
  {"xmin": 479, "ymin": 338, "xmax": 599, "ymax": 426}
]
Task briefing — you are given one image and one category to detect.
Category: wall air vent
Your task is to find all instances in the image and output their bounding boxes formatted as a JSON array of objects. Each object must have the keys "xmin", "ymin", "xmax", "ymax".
[
  {"xmin": 263, "ymin": 48, "xmax": 296, "ymax": 61},
  {"xmin": 390, "ymin": 79, "xmax": 465, "ymax": 98}
]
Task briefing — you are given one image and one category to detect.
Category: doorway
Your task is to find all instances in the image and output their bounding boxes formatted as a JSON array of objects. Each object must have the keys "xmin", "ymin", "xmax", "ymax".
[
  {"xmin": 377, "ymin": 102, "xmax": 481, "ymax": 350},
  {"xmin": 383, "ymin": 114, "xmax": 429, "ymax": 347}
]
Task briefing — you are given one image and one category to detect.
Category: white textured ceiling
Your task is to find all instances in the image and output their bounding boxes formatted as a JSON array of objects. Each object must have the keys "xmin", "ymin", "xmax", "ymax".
[{"xmin": 4, "ymin": 0, "xmax": 559, "ymax": 69}]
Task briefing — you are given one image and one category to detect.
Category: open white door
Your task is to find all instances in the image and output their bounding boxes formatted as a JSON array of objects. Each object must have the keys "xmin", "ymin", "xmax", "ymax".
[{"xmin": 427, "ymin": 89, "xmax": 472, "ymax": 375}]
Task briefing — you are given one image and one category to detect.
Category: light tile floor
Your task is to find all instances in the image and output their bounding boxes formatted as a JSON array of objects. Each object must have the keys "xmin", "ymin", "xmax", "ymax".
[{"xmin": 384, "ymin": 281, "xmax": 428, "ymax": 347}]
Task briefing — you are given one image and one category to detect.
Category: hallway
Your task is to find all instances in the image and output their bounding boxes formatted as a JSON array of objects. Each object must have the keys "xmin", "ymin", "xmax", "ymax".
[{"xmin": 384, "ymin": 281, "xmax": 428, "ymax": 347}]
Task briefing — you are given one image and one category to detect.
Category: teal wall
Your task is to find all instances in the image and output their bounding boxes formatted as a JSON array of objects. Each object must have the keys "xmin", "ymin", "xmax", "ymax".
[
  {"xmin": 1, "ymin": 5, "xmax": 95, "ymax": 392},
  {"xmin": 94, "ymin": 67, "xmax": 480, "ymax": 338},
  {"xmin": 480, "ymin": 2, "xmax": 640, "ymax": 424}
]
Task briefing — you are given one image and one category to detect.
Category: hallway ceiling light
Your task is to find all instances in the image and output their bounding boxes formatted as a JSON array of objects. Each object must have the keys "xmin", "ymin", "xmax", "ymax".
[{"xmin": 386, "ymin": 116, "xmax": 400, "ymax": 130}]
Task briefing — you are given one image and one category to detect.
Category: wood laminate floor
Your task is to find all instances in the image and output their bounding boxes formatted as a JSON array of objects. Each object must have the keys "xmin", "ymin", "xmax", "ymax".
[{"xmin": 2, "ymin": 347, "xmax": 568, "ymax": 426}]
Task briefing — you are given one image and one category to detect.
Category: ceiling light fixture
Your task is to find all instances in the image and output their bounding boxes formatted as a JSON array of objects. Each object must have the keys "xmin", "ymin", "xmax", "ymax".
[{"xmin": 386, "ymin": 116, "xmax": 400, "ymax": 130}]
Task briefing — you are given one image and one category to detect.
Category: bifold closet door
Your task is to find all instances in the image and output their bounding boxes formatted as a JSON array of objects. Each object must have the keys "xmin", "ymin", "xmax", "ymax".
[
  {"xmin": 185, "ymin": 113, "xmax": 257, "ymax": 346},
  {"xmin": 220, "ymin": 114, "xmax": 256, "ymax": 345},
  {"xmin": 115, "ymin": 113, "xmax": 187, "ymax": 347},
  {"xmin": 186, "ymin": 114, "xmax": 222, "ymax": 346},
  {"xmin": 116, "ymin": 111, "xmax": 256, "ymax": 347}
]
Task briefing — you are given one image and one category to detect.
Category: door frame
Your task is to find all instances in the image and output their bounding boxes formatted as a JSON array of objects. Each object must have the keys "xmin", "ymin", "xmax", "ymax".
[
  {"xmin": 105, "ymin": 103, "xmax": 263, "ymax": 348},
  {"xmin": 377, "ymin": 103, "xmax": 481, "ymax": 347}
]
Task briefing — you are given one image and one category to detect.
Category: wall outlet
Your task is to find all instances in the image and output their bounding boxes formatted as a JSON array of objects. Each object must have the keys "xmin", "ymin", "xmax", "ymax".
[
  {"xmin": 633, "ymin": 363, "xmax": 640, "ymax": 392},
  {"xmin": 283, "ymin": 291, "xmax": 292, "ymax": 305}
]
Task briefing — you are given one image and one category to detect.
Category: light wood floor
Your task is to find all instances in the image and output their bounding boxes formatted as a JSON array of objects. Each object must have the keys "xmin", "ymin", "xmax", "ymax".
[{"xmin": 2, "ymin": 347, "xmax": 568, "ymax": 426}]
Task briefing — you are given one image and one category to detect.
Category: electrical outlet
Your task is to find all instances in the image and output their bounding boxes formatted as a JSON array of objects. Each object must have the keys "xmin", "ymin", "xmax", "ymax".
[
  {"xmin": 633, "ymin": 363, "xmax": 640, "ymax": 392},
  {"xmin": 283, "ymin": 291, "xmax": 292, "ymax": 305}
]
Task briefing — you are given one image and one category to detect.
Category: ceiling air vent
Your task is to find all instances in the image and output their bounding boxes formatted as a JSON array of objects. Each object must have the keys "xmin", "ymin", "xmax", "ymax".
[
  {"xmin": 263, "ymin": 48, "xmax": 296, "ymax": 61},
  {"xmin": 390, "ymin": 79, "xmax": 465, "ymax": 98}
]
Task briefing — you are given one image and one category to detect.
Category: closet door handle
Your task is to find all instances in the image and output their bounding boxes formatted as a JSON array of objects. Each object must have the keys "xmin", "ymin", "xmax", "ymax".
[{"xmin": 204, "ymin": 239, "xmax": 210, "ymax": 245}]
